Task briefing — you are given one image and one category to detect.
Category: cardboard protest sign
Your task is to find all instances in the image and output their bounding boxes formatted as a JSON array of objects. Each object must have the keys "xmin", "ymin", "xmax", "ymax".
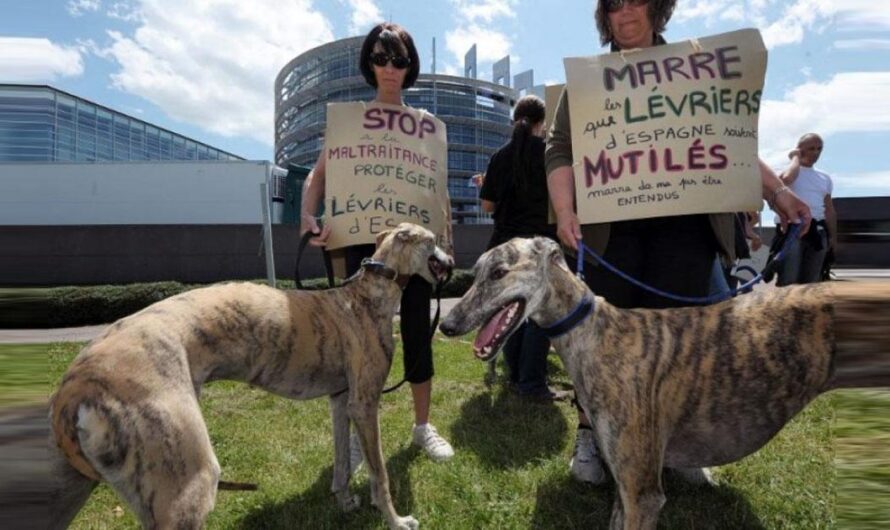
[
  {"xmin": 324, "ymin": 102, "xmax": 450, "ymax": 250},
  {"xmin": 564, "ymin": 29, "xmax": 766, "ymax": 224}
]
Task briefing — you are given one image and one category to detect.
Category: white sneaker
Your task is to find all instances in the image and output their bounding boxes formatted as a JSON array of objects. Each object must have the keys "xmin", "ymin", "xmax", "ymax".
[
  {"xmin": 570, "ymin": 428, "xmax": 607, "ymax": 484},
  {"xmin": 411, "ymin": 423, "xmax": 454, "ymax": 461},
  {"xmin": 349, "ymin": 431, "xmax": 364, "ymax": 473}
]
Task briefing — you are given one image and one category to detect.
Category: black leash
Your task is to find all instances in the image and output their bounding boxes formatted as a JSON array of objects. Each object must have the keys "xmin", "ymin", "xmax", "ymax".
[
  {"xmin": 295, "ymin": 230, "xmax": 335, "ymax": 289},
  {"xmin": 291, "ymin": 225, "xmax": 451, "ymax": 398}
]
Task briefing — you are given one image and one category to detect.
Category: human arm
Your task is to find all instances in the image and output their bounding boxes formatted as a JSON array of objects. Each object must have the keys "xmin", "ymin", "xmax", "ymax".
[
  {"xmin": 760, "ymin": 159, "xmax": 811, "ymax": 236},
  {"xmin": 744, "ymin": 211, "xmax": 763, "ymax": 251},
  {"xmin": 779, "ymin": 149, "xmax": 802, "ymax": 186},
  {"xmin": 481, "ymin": 199, "xmax": 496, "ymax": 213},
  {"xmin": 824, "ymin": 194, "xmax": 838, "ymax": 250},
  {"xmin": 299, "ymin": 147, "xmax": 332, "ymax": 247},
  {"xmin": 545, "ymin": 89, "xmax": 581, "ymax": 250}
]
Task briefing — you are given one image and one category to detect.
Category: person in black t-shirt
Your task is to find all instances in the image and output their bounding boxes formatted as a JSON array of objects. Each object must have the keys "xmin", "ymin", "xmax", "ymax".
[{"xmin": 478, "ymin": 95, "xmax": 566, "ymax": 402}]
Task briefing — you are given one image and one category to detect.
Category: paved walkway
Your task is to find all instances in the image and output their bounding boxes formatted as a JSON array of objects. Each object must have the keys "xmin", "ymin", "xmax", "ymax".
[
  {"xmin": 0, "ymin": 299, "xmax": 463, "ymax": 344},
  {"xmin": 2, "ymin": 270, "xmax": 886, "ymax": 345}
]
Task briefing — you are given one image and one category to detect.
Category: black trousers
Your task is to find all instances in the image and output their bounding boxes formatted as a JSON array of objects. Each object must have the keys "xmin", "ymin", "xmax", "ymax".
[
  {"xmin": 343, "ymin": 244, "xmax": 434, "ymax": 383},
  {"xmin": 572, "ymin": 215, "xmax": 718, "ymax": 309}
]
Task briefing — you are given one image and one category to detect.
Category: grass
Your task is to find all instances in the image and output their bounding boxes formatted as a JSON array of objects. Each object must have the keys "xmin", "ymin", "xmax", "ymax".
[
  {"xmin": 835, "ymin": 391, "xmax": 890, "ymax": 528},
  {"xmin": 34, "ymin": 335, "xmax": 862, "ymax": 529},
  {"xmin": 0, "ymin": 343, "xmax": 53, "ymax": 406}
]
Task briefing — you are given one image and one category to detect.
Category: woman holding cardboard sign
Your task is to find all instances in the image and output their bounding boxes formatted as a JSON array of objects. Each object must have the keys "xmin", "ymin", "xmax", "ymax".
[
  {"xmin": 299, "ymin": 23, "xmax": 454, "ymax": 464},
  {"xmin": 545, "ymin": 0, "xmax": 812, "ymax": 484}
]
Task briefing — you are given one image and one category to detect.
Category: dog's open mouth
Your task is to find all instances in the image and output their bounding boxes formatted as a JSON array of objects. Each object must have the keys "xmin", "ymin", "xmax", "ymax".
[
  {"xmin": 472, "ymin": 299, "xmax": 525, "ymax": 361},
  {"xmin": 428, "ymin": 256, "xmax": 451, "ymax": 283}
]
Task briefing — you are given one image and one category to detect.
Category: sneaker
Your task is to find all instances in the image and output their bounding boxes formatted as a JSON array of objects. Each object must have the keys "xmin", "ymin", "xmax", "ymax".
[
  {"xmin": 411, "ymin": 423, "xmax": 454, "ymax": 461},
  {"xmin": 349, "ymin": 430, "xmax": 364, "ymax": 473},
  {"xmin": 569, "ymin": 427, "xmax": 607, "ymax": 484}
]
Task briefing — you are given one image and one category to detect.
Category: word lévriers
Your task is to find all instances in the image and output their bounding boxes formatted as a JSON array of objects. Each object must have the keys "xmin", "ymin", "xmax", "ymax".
[
  {"xmin": 331, "ymin": 194, "xmax": 431, "ymax": 224},
  {"xmin": 583, "ymin": 139, "xmax": 726, "ymax": 187},
  {"xmin": 603, "ymin": 46, "xmax": 761, "ymax": 120}
]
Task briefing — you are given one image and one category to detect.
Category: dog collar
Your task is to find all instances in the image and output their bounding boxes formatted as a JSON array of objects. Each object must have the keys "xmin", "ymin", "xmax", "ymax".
[
  {"xmin": 361, "ymin": 259, "xmax": 410, "ymax": 288},
  {"xmin": 540, "ymin": 298, "xmax": 595, "ymax": 338}
]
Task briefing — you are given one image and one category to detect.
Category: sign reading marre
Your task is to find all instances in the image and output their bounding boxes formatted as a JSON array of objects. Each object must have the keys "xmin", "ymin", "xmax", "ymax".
[
  {"xmin": 565, "ymin": 29, "xmax": 766, "ymax": 224},
  {"xmin": 324, "ymin": 102, "xmax": 449, "ymax": 250}
]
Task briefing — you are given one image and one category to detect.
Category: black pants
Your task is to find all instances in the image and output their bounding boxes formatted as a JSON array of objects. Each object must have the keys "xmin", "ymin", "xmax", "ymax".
[
  {"xmin": 572, "ymin": 215, "xmax": 718, "ymax": 309},
  {"xmin": 343, "ymin": 244, "xmax": 433, "ymax": 383}
]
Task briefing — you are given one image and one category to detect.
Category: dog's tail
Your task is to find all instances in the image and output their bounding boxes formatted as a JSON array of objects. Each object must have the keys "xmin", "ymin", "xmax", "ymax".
[{"xmin": 50, "ymin": 386, "xmax": 104, "ymax": 482}]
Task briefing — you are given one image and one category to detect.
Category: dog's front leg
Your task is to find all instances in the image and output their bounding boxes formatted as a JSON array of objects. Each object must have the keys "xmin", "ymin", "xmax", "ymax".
[
  {"xmin": 349, "ymin": 398, "xmax": 418, "ymax": 530},
  {"xmin": 596, "ymin": 417, "xmax": 665, "ymax": 530},
  {"xmin": 330, "ymin": 393, "xmax": 360, "ymax": 512}
]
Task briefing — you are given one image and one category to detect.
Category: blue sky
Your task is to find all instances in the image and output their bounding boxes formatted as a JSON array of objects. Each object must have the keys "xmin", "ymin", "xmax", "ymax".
[{"xmin": 2, "ymin": 0, "xmax": 888, "ymax": 198}]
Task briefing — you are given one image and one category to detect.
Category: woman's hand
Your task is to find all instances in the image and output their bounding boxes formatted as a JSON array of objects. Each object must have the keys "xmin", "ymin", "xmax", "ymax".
[
  {"xmin": 300, "ymin": 214, "xmax": 332, "ymax": 247},
  {"xmin": 771, "ymin": 188, "xmax": 812, "ymax": 237},
  {"xmin": 555, "ymin": 210, "xmax": 582, "ymax": 251}
]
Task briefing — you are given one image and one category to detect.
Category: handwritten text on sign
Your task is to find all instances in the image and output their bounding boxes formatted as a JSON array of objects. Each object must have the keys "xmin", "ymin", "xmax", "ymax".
[
  {"xmin": 324, "ymin": 102, "xmax": 449, "ymax": 250},
  {"xmin": 564, "ymin": 29, "xmax": 766, "ymax": 224}
]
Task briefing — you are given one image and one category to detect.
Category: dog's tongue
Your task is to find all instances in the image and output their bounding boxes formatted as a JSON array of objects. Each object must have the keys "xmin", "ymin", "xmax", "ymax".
[{"xmin": 473, "ymin": 305, "xmax": 512, "ymax": 355}]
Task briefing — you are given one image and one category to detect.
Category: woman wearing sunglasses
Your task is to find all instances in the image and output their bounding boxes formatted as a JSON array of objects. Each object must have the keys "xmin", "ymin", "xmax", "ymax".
[
  {"xmin": 299, "ymin": 23, "xmax": 455, "ymax": 465},
  {"xmin": 546, "ymin": 0, "xmax": 811, "ymax": 485}
]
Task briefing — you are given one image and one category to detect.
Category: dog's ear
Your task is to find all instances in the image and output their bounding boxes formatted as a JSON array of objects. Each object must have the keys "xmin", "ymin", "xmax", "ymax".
[
  {"xmin": 533, "ymin": 237, "xmax": 570, "ymax": 273},
  {"xmin": 375, "ymin": 230, "xmax": 392, "ymax": 248}
]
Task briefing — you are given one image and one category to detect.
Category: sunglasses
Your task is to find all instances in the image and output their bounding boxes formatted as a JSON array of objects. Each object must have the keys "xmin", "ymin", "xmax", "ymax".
[
  {"xmin": 370, "ymin": 52, "xmax": 411, "ymax": 69},
  {"xmin": 605, "ymin": 0, "xmax": 648, "ymax": 13}
]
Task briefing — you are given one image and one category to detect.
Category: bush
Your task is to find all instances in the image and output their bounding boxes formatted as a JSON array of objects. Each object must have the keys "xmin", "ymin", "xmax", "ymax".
[{"xmin": 0, "ymin": 271, "xmax": 476, "ymax": 329}]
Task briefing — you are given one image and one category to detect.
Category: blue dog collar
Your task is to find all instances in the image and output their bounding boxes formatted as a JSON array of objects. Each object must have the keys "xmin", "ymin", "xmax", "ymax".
[{"xmin": 540, "ymin": 298, "xmax": 595, "ymax": 338}]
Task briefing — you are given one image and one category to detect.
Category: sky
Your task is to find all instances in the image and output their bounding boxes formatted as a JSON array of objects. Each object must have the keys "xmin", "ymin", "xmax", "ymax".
[{"xmin": 1, "ymin": 0, "xmax": 888, "ymax": 199}]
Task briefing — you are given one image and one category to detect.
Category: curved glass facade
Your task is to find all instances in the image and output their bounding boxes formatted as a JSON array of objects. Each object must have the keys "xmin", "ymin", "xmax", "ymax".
[
  {"xmin": 275, "ymin": 37, "xmax": 517, "ymax": 224},
  {"xmin": 0, "ymin": 84, "xmax": 242, "ymax": 163}
]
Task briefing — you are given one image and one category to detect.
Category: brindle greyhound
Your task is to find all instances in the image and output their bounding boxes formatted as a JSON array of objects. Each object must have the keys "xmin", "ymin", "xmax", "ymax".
[
  {"xmin": 49, "ymin": 223, "xmax": 452, "ymax": 530},
  {"xmin": 440, "ymin": 236, "xmax": 890, "ymax": 530}
]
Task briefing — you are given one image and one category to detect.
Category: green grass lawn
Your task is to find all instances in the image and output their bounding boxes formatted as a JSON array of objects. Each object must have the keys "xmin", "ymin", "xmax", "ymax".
[{"xmin": 37, "ymin": 335, "xmax": 858, "ymax": 530}]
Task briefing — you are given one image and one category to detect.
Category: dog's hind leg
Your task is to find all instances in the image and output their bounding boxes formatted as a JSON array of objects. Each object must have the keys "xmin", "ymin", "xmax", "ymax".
[
  {"xmin": 81, "ymin": 397, "xmax": 220, "ymax": 530},
  {"xmin": 330, "ymin": 392, "xmax": 360, "ymax": 511},
  {"xmin": 47, "ymin": 440, "xmax": 98, "ymax": 530}
]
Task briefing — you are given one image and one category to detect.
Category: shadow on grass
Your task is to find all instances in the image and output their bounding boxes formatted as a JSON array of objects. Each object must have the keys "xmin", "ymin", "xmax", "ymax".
[
  {"xmin": 451, "ymin": 387, "xmax": 569, "ymax": 469},
  {"xmin": 531, "ymin": 473, "xmax": 766, "ymax": 529},
  {"xmin": 235, "ymin": 445, "xmax": 421, "ymax": 530}
]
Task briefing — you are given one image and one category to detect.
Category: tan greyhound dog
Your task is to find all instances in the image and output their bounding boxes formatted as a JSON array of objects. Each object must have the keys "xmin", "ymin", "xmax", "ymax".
[
  {"xmin": 49, "ymin": 223, "xmax": 452, "ymax": 530},
  {"xmin": 440, "ymin": 237, "xmax": 890, "ymax": 530}
]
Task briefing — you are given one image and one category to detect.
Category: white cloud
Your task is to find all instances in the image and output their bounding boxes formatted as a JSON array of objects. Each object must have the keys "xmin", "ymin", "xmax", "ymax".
[
  {"xmin": 759, "ymin": 72, "xmax": 890, "ymax": 165},
  {"xmin": 675, "ymin": 0, "xmax": 849, "ymax": 49},
  {"xmin": 344, "ymin": 0, "xmax": 382, "ymax": 36},
  {"xmin": 835, "ymin": 1, "xmax": 890, "ymax": 31},
  {"xmin": 106, "ymin": 1, "xmax": 141, "ymax": 22},
  {"xmin": 67, "ymin": 0, "xmax": 101, "ymax": 16},
  {"xmin": 446, "ymin": 24, "xmax": 512, "ymax": 63},
  {"xmin": 0, "ymin": 37, "xmax": 84, "ymax": 82},
  {"xmin": 97, "ymin": 0, "xmax": 334, "ymax": 145},
  {"xmin": 834, "ymin": 39, "xmax": 890, "ymax": 51},
  {"xmin": 445, "ymin": 0, "xmax": 517, "ymax": 80},
  {"xmin": 450, "ymin": 0, "xmax": 516, "ymax": 23},
  {"xmin": 833, "ymin": 170, "xmax": 890, "ymax": 195}
]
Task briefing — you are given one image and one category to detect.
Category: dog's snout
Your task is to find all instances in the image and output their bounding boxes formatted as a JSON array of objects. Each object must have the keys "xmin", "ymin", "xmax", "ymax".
[{"xmin": 439, "ymin": 318, "xmax": 459, "ymax": 337}]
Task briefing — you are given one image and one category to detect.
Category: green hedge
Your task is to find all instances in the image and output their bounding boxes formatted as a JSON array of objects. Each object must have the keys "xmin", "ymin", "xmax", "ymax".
[{"xmin": 0, "ymin": 271, "xmax": 475, "ymax": 329}]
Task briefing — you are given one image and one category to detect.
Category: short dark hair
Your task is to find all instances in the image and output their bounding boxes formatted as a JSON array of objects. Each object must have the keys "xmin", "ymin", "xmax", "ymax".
[
  {"xmin": 359, "ymin": 23, "xmax": 420, "ymax": 89},
  {"xmin": 594, "ymin": 0, "xmax": 677, "ymax": 46}
]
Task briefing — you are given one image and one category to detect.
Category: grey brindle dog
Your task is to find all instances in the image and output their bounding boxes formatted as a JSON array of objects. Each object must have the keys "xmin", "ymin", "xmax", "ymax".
[
  {"xmin": 440, "ymin": 237, "xmax": 890, "ymax": 530},
  {"xmin": 49, "ymin": 223, "xmax": 452, "ymax": 530}
]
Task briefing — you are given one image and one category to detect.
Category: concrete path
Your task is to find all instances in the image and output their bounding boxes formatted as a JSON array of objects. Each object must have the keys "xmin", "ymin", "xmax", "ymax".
[
  {"xmin": 2, "ymin": 271, "xmax": 886, "ymax": 345},
  {"xmin": 0, "ymin": 299, "xmax": 463, "ymax": 345}
]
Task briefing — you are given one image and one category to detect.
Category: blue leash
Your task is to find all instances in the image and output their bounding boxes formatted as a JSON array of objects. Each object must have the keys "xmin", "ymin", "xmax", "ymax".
[{"xmin": 575, "ymin": 223, "xmax": 802, "ymax": 305}]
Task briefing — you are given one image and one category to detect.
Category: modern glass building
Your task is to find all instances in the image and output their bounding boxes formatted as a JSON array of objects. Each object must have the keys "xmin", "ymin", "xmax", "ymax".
[
  {"xmin": 0, "ymin": 84, "xmax": 243, "ymax": 163},
  {"xmin": 274, "ymin": 37, "xmax": 518, "ymax": 224}
]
